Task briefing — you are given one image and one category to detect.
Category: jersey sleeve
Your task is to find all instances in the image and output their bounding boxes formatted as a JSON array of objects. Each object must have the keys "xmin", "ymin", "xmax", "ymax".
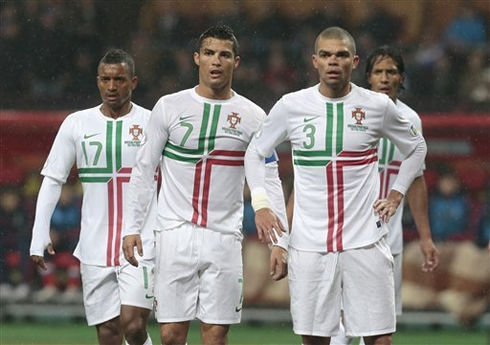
[
  {"xmin": 382, "ymin": 100, "xmax": 427, "ymax": 195},
  {"xmin": 41, "ymin": 115, "xmax": 77, "ymax": 183},
  {"xmin": 265, "ymin": 160, "xmax": 289, "ymax": 250},
  {"xmin": 249, "ymin": 98, "xmax": 289, "ymax": 158},
  {"xmin": 411, "ymin": 112, "xmax": 425, "ymax": 177},
  {"xmin": 124, "ymin": 98, "xmax": 169, "ymax": 236},
  {"xmin": 29, "ymin": 176, "xmax": 63, "ymax": 256}
]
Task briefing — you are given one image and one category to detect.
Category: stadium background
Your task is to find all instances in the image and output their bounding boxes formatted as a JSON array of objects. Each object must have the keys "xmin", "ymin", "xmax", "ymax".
[{"xmin": 0, "ymin": 0, "xmax": 489, "ymax": 344}]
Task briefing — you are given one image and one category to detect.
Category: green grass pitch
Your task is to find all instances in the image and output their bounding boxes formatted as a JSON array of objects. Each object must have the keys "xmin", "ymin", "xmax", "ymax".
[{"xmin": 0, "ymin": 321, "xmax": 487, "ymax": 344}]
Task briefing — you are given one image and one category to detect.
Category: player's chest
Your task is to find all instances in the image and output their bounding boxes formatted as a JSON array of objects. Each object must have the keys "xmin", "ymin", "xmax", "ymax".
[
  {"xmin": 76, "ymin": 119, "xmax": 146, "ymax": 167},
  {"xmin": 289, "ymin": 102, "xmax": 384, "ymax": 153},
  {"xmin": 168, "ymin": 104, "xmax": 256, "ymax": 151}
]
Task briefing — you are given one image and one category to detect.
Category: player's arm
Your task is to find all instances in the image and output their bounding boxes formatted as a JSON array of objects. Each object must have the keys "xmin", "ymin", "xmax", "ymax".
[
  {"xmin": 246, "ymin": 146, "xmax": 284, "ymax": 245},
  {"xmin": 374, "ymin": 100, "xmax": 427, "ymax": 222},
  {"xmin": 246, "ymin": 100, "xmax": 289, "ymax": 245},
  {"xmin": 406, "ymin": 175, "xmax": 439, "ymax": 272},
  {"xmin": 286, "ymin": 188, "xmax": 294, "ymax": 232},
  {"xmin": 264, "ymin": 155, "xmax": 289, "ymax": 280},
  {"xmin": 123, "ymin": 100, "xmax": 168, "ymax": 266},
  {"xmin": 30, "ymin": 116, "xmax": 76, "ymax": 269},
  {"xmin": 30, "ymin": 176, "xmax": 63, "ymax": 270}
]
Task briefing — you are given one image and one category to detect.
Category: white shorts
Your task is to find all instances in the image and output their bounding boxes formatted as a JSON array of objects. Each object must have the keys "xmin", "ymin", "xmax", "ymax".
[
  {"xmin": 289, "ymin": 238, "xmax": 396, "ymax": 338},
  {"xmin": 393, "ymin": 252, "xmax": 402, "ymax": 315},
  {"xmin": 80, "ymin": 260, "xmax": 155, "ymax": 326},
  {"xmin": 154, "ymin": 223, "xmax": 243, "ymax": 324}
]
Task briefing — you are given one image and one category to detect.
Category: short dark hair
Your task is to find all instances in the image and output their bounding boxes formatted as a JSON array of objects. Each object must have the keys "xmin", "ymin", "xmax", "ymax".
[
  {"xmin": 365, "ymin": 45, "xmax": 405, "ymax": 76},
  {"xmin": 315, "ymin": 27, "xmax": 356, "ymax": 55},
  {"xmin": 98, "ymin": 48, "xmax": 135, "ymax": 76},
  {"xmin": 196, "ymin": 25, "xmax": 239, "ymax": 57}
]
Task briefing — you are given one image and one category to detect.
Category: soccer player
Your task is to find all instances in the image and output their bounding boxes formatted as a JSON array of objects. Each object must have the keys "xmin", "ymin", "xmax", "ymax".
[
  {"xmin": 245, "ymin": 27, "xmax": 427, "ymax": 345},
  {"xmin": 122, "ymin": 25, "xmax": 288, "ymax": 345},
  {"xmin": 330, "ymin": 46, "xmax": 443, "ymax": 345},
  {"xmin": 30, "ymin": 49, "xmax": 156, "ymax": 345}
]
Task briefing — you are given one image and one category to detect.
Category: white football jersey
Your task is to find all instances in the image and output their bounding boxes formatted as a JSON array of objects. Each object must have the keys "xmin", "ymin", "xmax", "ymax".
[
  {"xmin": 250, "ymin": 83, "xmax": 424, "ymax": 252},
  {"xmin": 125, "ymin": 88, "xmax": 285, "ymax": 239},
  {"xmin": 378, "ymin": 100, "xmax": 424, "ymax": 254},
  {"xmin": 39, "ymin": 103, "xmax": 158, "ymax": 266}
]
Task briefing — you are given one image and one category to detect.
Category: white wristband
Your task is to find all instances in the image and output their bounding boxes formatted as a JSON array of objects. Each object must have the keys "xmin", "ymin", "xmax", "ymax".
[{"xmin": 251, "ymin": 188, "xmax": 272, "ymax": 211}]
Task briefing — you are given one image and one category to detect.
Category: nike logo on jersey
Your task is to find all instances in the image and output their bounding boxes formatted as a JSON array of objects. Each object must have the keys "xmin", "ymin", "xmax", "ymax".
[
  {"xmin": 84, "ymin": 133, "xmax": 100, "ymax": 139},
  {"xmin": 303, "ymin": 117, "xmax": 316, "ymax": 123},
  {"xmin": 235, "ymin": 306, "xmax": 242, "ymax": 312},
  {"xmin": 179, "ymin": 115, "xmax": 193, "ymax": 122},
  {"xmin": 145, "ymin": 294, "xmax": 154, "ymax": 299}
]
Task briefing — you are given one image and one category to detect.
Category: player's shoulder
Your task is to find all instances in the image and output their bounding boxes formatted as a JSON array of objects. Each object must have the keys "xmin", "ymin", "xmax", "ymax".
[
  {"xmin": 158, "ymin": 88, "xmax": 193, "ymax": 104},
  {"xmin": 396, "ymin": 99, "xmax": 420, "ymax": 121},
  {"xmin": 232, "ymin": 91, "xmax": 266, "ymax": 116},
  {"xmin": 64, "ymin": 105, "xmax": 101, "ymax": 122},
  {"xmin": 353, "ymin": 84, "xmax": 391, "ymax": 104},
  {"xmin": 131, "ymin": 102, "xmax": 151, "ymax": 115},
  {"xmin": 281, "ymin": 85, "xmax": 315, "ymax": 103}
]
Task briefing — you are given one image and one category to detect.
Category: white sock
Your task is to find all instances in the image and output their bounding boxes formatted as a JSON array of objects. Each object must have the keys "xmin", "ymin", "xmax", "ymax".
[
  {"xmin": 143, "ymin": 333, "xmax": 153, "ymax": 345},
  {"xmin": 125, "ymin": 333, "xmax": 153, "ymax": 345}
]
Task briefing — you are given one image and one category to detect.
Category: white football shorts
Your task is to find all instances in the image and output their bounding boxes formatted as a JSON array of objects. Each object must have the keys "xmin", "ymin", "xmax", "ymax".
[
  {"xmin": 393, "ymin": 252, "xmax": 402, "ymax": 316},
  {"xmin": 80, "ymin": 259, "xmax": 154, "ymax": 326},
  {"xmin": 153, "ymin": 223, "xmax": 243, "ymax": 324},
  {"xmin": 289, "ymin": 237, "xmax": 396, "ymax": 338}
]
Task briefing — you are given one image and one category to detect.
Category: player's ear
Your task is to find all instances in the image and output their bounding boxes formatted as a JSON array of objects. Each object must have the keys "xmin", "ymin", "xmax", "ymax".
[
  {"xmin": 234, "ymin": 56, "xmax": 241, "ymax": 69},
  {"xmin": 193, "ymin": 52, "xmax": 200, "ymax": 67},
  {"xmin": 353, "ymin": 55, "xmax": 360, "ymax": 69}
]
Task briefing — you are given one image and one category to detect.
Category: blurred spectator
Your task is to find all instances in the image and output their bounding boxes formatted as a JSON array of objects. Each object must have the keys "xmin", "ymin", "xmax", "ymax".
[
  {"xmin": 354, "ymin": 2, "xmax": 402, "ymax": 48},
  {"xmin": 0, "ymin": 185, "xmax": 31, "ymax": 303},
  {"xmin": 458, "ymin": 48, "xmax": 490, "ymax": 111},
  {"xmin": 32, "ymin": 182, "xmax": 82, "ymax": 304},
  {"xmin": 0, "ymin": 2, "xmax": 23, "ymax": 108},
  {"xmin": 442, "ymin": 3, "xmax": 488, "ymax": 100},
  {"xmin": 443, "ymin": 3, "xmax": 488, "ymax": 52},
  {"xmin": 429, "ymin": 170, "xmax": 470, "ymax": 242},
  {"xmin": 263, "ymin": 41, "xmax": 299, "ymax": 102},
  {"xmin": 475, "ymin": 184, "xmax": 490, "ymax": 249}
]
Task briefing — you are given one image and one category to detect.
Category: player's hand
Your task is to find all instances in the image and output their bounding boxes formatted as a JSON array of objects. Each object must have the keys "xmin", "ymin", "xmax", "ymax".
[
  {"xmin": 122, "ymin": 234, "xmax": 143, "ymax": 267},
  {"xmin": 270, "ymin": 246, "xmax": 288, "ymax": 281},
  {"xmin": 373, "ymin": 190, "xmax": 403, "ymax": 223},
  {"xmin": 30, "ymin": 243, "xmax": 55, "ymax": 270},
  {"xmin": 420, "ymin": 238, "xmax": 440, "ymax": 272},
  {"xmin": 254, "ymin": 208, "xmax": 285, "ymax": 244}
]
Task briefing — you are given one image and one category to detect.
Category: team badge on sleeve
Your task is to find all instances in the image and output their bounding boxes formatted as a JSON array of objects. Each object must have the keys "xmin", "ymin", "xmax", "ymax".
[{"xmin": 410, "ymin": 124, "xmax": 419, "ymax": 136}]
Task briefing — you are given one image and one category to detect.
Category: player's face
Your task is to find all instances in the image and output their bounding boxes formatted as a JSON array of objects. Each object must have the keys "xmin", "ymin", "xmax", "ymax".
[
  {"xmin": 97, "ymin": 63, "xmax": 137, "ymax": 111},
  {"xmin": 194, "ymin": 37, "xmax": 240, "ymax": 98},
  {"xmin": 312, "ymin": 37, "xmax": 359, "ymax": 98},
  {"xmin": 368, "ymin": 56, "xmax": 403, "ymax": 101}
]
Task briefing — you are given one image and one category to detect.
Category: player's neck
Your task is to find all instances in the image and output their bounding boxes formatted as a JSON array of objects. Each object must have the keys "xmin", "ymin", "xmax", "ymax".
[
  {"xmin": 100, "ymin": 102, "xmax": 133, "ymax": 119},
  {"xmin": 195, "ymin": 84, "xmax": 233, "ymax": 100},
  {"xmin": 319, "ymin": 82, "xmax": 351, "ymax": 99}
]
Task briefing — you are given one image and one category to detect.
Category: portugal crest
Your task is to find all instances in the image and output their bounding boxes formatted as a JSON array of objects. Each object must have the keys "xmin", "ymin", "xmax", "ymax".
[
  {"xmin": 129, "ymin": 125, "xmax": 143, "ymax": 140},
  {"xmin": 227, "ymin": 112, "xmax": 241, "ymax": 129},
  {"xmin": 351, "ymin": 107, "xmax": 365, "ymax": 125}
]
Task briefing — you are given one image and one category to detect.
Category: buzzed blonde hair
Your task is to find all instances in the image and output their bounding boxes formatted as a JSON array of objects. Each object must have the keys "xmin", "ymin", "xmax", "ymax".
[{"xmin": 315, "ymin": 27, "xmax": 357, "ymax": 55}]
